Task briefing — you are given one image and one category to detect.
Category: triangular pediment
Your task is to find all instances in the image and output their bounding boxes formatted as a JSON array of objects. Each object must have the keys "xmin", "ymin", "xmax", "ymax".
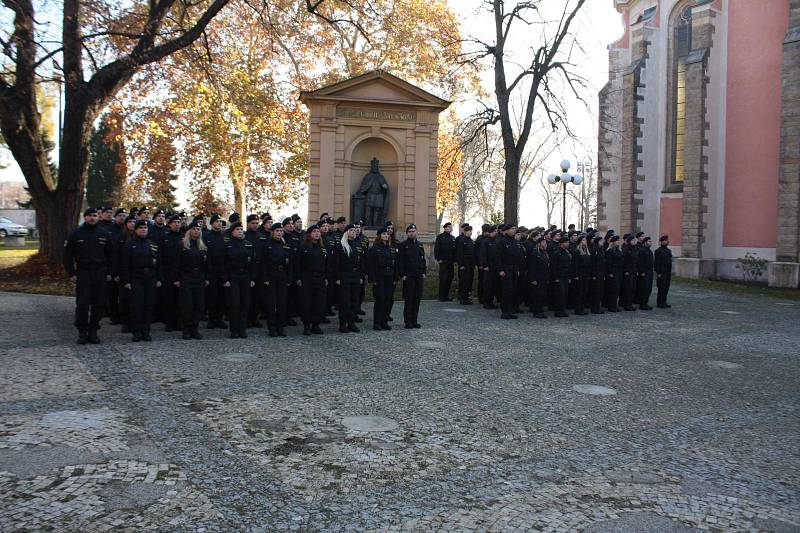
[{"xmin": 300, "ymin": 70, "xmax": 450, "ymax": 110}]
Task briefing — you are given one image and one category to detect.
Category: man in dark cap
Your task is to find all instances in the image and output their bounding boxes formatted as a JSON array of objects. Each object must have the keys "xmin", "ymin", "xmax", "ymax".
[
  {"xmin": 245, "ymin": 214, "xmax": 267, "ymax": 327},
  {"xmin": 434, "ymin": 222, "xmax": 456, "ymax": 302},
  {"xmin": 496, "ymin": 224, "xmax": 524, "ymax": 319},
  {"xmin": 353, "ymin": 220, "xmax": 370, "ymax": 316},
  {"xmin": 282, "ymin": 217, "xmax": 301, "ymax": 326},
  {"xmin": 621, "ymin": 234, "xmax": 638, "ymax": 311},
  {"xmin": 63, "ymin": 207, "xmax": 115, "ymax": 344},
  {"xmin": 138, "ymin": 207, "xmax": 151, "ymax": 221},
  {"xmin": 159, "ymin": 215, "xmax": 183, "ymax": 331},
  {"xmin": 321, "ymin": 218, "xmax": 339, "ymax": 317},
  {"xmin": 455, "ymin": 224, "xmax": 475, "ymax": 305},
  {"xmin": 636, "ymin": 236, "xmax": 654, "ymax": 310},
  {"xmin": 604, "ymin": 235, "xmax": 623, "ymax": 312},
  {"xmin": 150, "ymin": 209, "xmax": 167, "ymax": 243},
  {"xmin": 654, "ymin": 235, "xmax": 673, "ymax": 308},
  {"xmin": 119, "ymin": 220, "xmax": 161, "ymax": 342},
  {"xmin": 205, "ymin": 214, "xmax": 228, "ymax": 329},
  {"xmin": 550, "ymin": 238, "xmax": 572, "ymax": 317},
  {"xmin": 478, "ymin": 225, "xmax": 499, "ymax": 309},
  {"xmin": 262, "ymin": 222, "xmax": 292, "ymax": 336},
  {"xmin": 475, "ymin": 224, "xmax": 489, "ymax": 302},
  {"xmin": 224, "ymin": 213, "xmax": 241, "ymax": 241},
  {"xmin": 398, "ymin": 224, "xmax": 426, "ymax": 328}
]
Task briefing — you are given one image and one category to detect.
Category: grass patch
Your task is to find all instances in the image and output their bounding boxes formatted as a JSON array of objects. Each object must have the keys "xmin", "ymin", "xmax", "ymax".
[
  {"xmin": 673, "ymin": 276, "xmax": 800, "ymax": 301},
  {"xmin": 0, "ymin": 252, "xmax": 73, "ymax": 297}
]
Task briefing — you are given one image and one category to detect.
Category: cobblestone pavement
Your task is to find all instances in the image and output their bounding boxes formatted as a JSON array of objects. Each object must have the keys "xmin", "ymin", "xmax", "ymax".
[{"xmin": 0, "ymin": 286, "xmax": 798, "ymax": 532}]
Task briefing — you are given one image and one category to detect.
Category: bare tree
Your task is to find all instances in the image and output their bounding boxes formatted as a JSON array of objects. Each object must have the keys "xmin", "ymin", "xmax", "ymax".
[
  {"xmin": 568, "ymin": 158, "xmax": 597, "ymax": 229},
  {"xmin": 536, "ymin": 169, "xmax": 559, "ymax": 228},
  {"xmin": 0, "ymin": 0, "xmax": 232, "ymax": 262},
  {"xmin": 462, "ymin": 0, "xmax": 588, "ymax": 224}
]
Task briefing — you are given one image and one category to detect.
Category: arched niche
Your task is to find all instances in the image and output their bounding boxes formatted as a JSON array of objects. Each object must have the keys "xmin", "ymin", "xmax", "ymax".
[{"xmin": 349, "ymin": 136, "xmax": 399, "ymax": 226}]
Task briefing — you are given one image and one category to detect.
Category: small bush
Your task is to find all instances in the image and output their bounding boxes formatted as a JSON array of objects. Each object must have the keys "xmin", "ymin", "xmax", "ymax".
[{"xmin": 735, "ymin": 252, "xmax": 767, "ymax": 283}]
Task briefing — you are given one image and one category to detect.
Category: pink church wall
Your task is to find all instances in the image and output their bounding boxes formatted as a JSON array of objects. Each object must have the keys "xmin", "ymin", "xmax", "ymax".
[
  {"xmin": 660, "ymin": 197, "xmax": 683, "ymax": 246},
  {"xmin": 723, "ymin": 0, "xmax": 787, "ymax": 248}
]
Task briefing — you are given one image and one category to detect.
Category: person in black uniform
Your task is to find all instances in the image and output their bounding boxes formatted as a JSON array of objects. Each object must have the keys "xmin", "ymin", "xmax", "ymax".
[
  {"xmin": 384, "ymin": 221, "xmax": 398, "ymax": 322},
  {"xmin": 398, "ymin": 224, "xmax": 427, "ymax": 328},
  {"xmin": 63, "ymin": 207, "xmax": 115, "ymax": 344},
  {"xmin": 159, "ymin": 215, "xmax": 183, "ymax": 331},
  {"xmin": 204, "ymin": 214, "xmax": 228, "ymax": 329},
  {"xmin": 474, "ymin": 224, "xmax": 488, "ymax": 303},
  {"xmin": 434, "ymin": 222, "xmax": 456, "ymax": 301},
  {"xmin": 497, "ymin": 225, "xmax": 524, "ymax": 319},
  {"xmin": 224, "ymin": 222, "xmax": 256, "ymax": 338},
  {"xmin": 175, "ymin": 222, "xmax": 208, "ymax": 339},
  {"xmin": 478, "ymin": 225, "xmax": 498, "ymax": 309},
  {"xmin": 654, "ymin": 235, "xmax": 673, "ymax": 308},
  {"xmin": 636, "ymin": 236, "xmax": 654, "ymax": 310},
  {"xmin": 528, "ymin": 237, "xmax": 550, "ymax": 318},
  {"xmin": 353, "ymin": 220, "xmax": 369, "ymax": 316},
  {"xmin": 149, "ymin": 209, "xmax": 168, "ymax": 243},
  {"xmin": 244, "ymin": 214, "xmax": 266, "ymax": 328},
  {"xmin": 455, "ymin": 224, "xmax": 475, "ymax": 305},
  {"xmin": 296, "ymin": 224, "xmax": 329, "ymax": 335},
  {"xmin": 282, "ymin": 217, "xmax": 302, "ymax": 326},
  {"xmin": 106, "ymin": 208, "xmax": 125, "ymax": 325},
  {"xmin": 550, "ymin": 238, "xmax": 572, "ymax": 317},
  {"xmin": 320, "ymin": 219, "xmax": 338, "ymax": 318},
  {"xmin": 589, "ymin": 235, "xmax": 606, "ymax": 314},
  {"xmin": 621, "ymin": 234, "xmax": 638, "ymax": 311},
  {"xmin": 333, "ymin": 224, "xmax": 364, "ymax": 333},
  {"xmin": 116, "ymin": 214, "xmax": 136, "ymax": 333},
  {"xmin": 605, "ymin": 235, "xmax": 623, "ymax": 312},
  {"xmin": 573, "ymin": 235, "xmax": 592, "ymax": 315},
  {"xmin": 119, "ymin": 220, "xmax": 161, "ymax": 342},
  {"xmin": 367, "ymin": 227, "xmax": 398, "ymax": 330},
  {"xmin": 263, "ymin": 223, "xmax": 293, "ymax": 337}
]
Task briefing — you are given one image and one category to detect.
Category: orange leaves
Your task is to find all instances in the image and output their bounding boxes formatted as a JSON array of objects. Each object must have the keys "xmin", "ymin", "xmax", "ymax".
[{"xmin": 436, "ymin": 111, "xmax": 464, "ymax": 216}]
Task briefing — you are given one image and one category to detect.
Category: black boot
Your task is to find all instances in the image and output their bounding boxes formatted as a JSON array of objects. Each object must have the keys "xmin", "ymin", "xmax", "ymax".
[
  {"xmin": 132, "ymin": 330, "xmax": 142, "ymax": 342},
  {"xmin": 87, "ymin": 328, "xmax": 100, "ymax": 344},
  {"xmin": 348, "ymin": 323, "xmax": 360, "ymax": 333},
  {"xmin": 142, "ymin": 328, "xmax": 152, "ymax": 342},
  {"xmin": 268, "ymin": 328, "xmax": 278, "ymax": 338},
  {"xmin": 311, "ymin": 324, "xmax": 323, "ymax": 335},
  {"xmin": 121, "ymin": 324, "xmax": 130, "ymax": 333},
  {"xmin": 303, "ymin": 325, "xmax": 312, "ymax": 336},
  {"xmin": 77, "ymin": 329, "xmax": 88, "ymax": 345},
  {"xmin": 191, "ymin": 327, "xmax": 203, "ymax": 340},
  {"xmin": 182, "ymin": 327, "xmax": 192, "ymax": 340},
  {"xmin": 277, "ymin": 328, "xmax": 287, "ymax": 337},
  {"xmin": 238, "ymin": 328, "xmax": 248, "ymax": 338}
]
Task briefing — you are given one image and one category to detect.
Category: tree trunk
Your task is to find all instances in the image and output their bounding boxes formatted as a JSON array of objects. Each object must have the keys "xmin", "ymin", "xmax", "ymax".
[
  {"xmin": 232, "ymin": 175, "xmax": 245, "ymax": 215},
  {"xmin": 503, "ymin": 149, "xmax": 520, "ymax": 225}
]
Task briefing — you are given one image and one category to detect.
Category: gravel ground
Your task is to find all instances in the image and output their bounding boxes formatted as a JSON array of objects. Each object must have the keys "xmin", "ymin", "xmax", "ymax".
[{"xmin": 0, "ymin": 284, "xmax": 798, "ymax": 532}]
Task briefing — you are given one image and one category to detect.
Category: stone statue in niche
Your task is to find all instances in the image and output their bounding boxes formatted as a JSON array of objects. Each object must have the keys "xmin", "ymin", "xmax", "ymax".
[{"xmin": 351, "ymin": 158, "xmax": 389, "ymax": 227}]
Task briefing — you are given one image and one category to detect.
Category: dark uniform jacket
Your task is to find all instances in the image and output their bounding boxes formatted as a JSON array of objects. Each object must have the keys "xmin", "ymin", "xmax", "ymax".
[
  {"xmin": 63, "ymin": 223, "xmax": 115, "ymax": 276},
  {"xmin": 551, "ymin": 247, "xmax": 572, "ymax": 281},
  {"xmin": 478, "ymin": 236, "xmax": 497, "ymax": 270},
  {"xmin": 205, "ymin": 229, "xmax": 226, "ymax": 279},
  {"xmin": 455, "ymin": 235, "xmax": 475, "ymax": 267},
  {"xmin": 175, "ymin": 240, "xmax": 208, "ymax": 280},
  {"xmin": 159, "ymin": 230, "xmax": 183, "ymax": 282},
  {"xmin": 295, "ymin": 242, "xmax": 329, "ymax": 277},
  {"xmin": 637, "ymin": 246, "xmax": 654, "ymax": 274},
  {"xmin": 622, "ymin": 244, "xmax": 638, "ymax": 276},
  {"xmin": 149, "ymin": 223, "xmax": 167, "ymax": 244},
  {"xmin": 398, "ymin": 238, "xmax": 427, "ymax": 278},
  {"xmin": 434, "ymin": 232, "xmax": 456, "ymax": 262},
  {"xmin": 654, "ymin": 245, "xmax": 673, "ymax": 275},
  {"xmin": 497, "ymin": 236, "xmax": 525, "ymax": 274},
  {"xmin": 224, "ymin": 238, "xmax": 256, "ymax": 282},
  {"xmin": 590, "ymin": 246, "xmax": 606, "ymax": 276},
  {"xmin": 367, "ymin": 243, "xmax": 398, "ymax": 280},
  {"xmin": 262, "ymin": 238, "xmax": 293, "ymax": 280},
  {"xmin": 333, "ymin": 240, "xmax": 365, "ymax": 280},
  {"xmin": 119, "ymin": 236, "xmax": 160, "ymax": 285},
  {"xmin": 605, "ymin": 246, "xmax": 624, "ymax": 276},
  {"xmin": 527, "ymin": 249, "xmax": 550, "ymax": 284}
]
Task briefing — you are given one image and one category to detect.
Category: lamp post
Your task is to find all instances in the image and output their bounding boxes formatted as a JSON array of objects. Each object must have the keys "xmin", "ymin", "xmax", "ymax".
[{"xmin": 546, "ymin": 159, "xmax": 583, "ymax": 230}]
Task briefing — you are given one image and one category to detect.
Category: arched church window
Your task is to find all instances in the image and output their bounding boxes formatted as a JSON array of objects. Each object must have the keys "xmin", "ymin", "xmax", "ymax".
[{"xmin": 670, "ymin": 5, "xmax": 692, "ymax": 186}]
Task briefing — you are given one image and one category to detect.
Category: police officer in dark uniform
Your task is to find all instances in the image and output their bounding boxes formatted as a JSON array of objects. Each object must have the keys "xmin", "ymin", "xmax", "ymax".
[
  {"xmin": 478, "ymin": 225, "xmax": 498, "ymax": 309},
  {"xmin": 64, "ymin": 207, "xmax": 115, "ymax": 344},
  {"xmin": 455, "ymin": 224, "xmax": 475, "ymax": 305},
  {"xmin": 367, "ymin": 226, "xmax": 398, "ymax": 330},
  {"xmin": 636, "ymin": 236, "xmax": 655, "ymax": 310},
  {"xmin": 654, "ymin": 235, "xmax": 673, "ymax": 308},
  {"xmin": 282, "ymin": 217, "xmax": 302, "ymax": 326},
  {"xmin": 621, "ymin": 234, "xmax": 638, "ymax": 311},
  {"xmin": 605, "ymin": 235, "xmax": 624, "ymax": 312},
  {"xmin": 589, "ymin": 235, "xmax": 606, "ymax": 314},
  {"xmin": 106, "ymin": 208, "xmax": 125, "ymax": 325},
  {"xmin": 398, "ymin": 224, "xmax": 427, "ymax": 328},
  {"xmin": 244, "ymin": 214, "xmax": 267, "ymax": 328},
  {"xmin": 263, "ymin": 222, "xmax": 292, "ymax": 337},
  {"xmin": 159, "ymin": 215, "xmax": 183, "ymax": 331},
  {"xmin": 434, "ymin": 222, "xmax": 456, "ymax": 301},
  {"xmin": 119, "ymin": 220, "xmax": 161, "ymax": 342},
  {"xmin": 205, "ymin": 214, "xmax": 228, "ymax": 329},
  {"xmin": 320, "ymin": 219, "xmax": 338, "ymax": 318},
  {"xmin": 296, "ymin": 224, "xmax": 329, "ymax": 335},
  {"xmin": 528, "ymin": 237, "xmax": 550, "ymax": 318},
  {"xmin": 176, "ymin": 221, "xmax": 208, "ymax": 339},
  {"xmin": 353, "ymin": 220, "xmax": 370, "ymax": 316},
  {"xmin": 116, "ymin": 214, "xmax": 136, "ymax": 332},
  {"xmin": 474, "ymin": 224, "xmax": 488, "ymax": 303},
  {"xmin": 333, "ymin": 224, "xmax": 364, "ymax": 333},
  {"xmin": 497, "ymin": 224, "xmax": 524, "ymax": 319},
  {"xmin": 224, "ymin": 222, "xmax": 256, "ymax": 338},
  {"xmin": 149, "ymin": 209, "xmax": 168, "ymax": 243},
  {"xmin": 573, "ymin": 235, "xmax": 592, "ymax": 315},
  {"xmin": 551, "ymin": 238, "xmax": 572, "ymax": 317}
]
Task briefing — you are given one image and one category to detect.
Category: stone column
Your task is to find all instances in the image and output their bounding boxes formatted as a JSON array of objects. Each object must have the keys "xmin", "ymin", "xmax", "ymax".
[
  {"xmin": 317, "ymin": 120, "xmax": 337, "ymax": 221},
  {"xmin": 770, "ymin": 0, "xmax": 800, "ymax": 287},
  {"xmin": 413, "ymin": 124, "xmax": 431, "ymax": 227},
  {"xmin": 679, "ymin": 6, "xmax": 716, "ymax": 259}
]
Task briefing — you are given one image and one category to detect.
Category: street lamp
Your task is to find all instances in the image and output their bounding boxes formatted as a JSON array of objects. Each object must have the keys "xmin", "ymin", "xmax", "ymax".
[{"xmin": 546, "ymin": 159, "xmax": 583, "ymax": 230}]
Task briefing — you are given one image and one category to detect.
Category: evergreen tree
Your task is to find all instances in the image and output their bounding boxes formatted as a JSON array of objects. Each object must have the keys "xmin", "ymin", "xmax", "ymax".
[{"xmin": 86, "ymin": 116, "xmax": 126, "ymax": 207}]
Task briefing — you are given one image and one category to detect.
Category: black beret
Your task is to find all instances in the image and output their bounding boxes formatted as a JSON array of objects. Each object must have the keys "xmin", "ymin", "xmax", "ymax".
[
  {"xmin": 140, "ymin": 206, "xmax": 150, "ymax": 211},
  {"xmin": 406, "ymin": 224, "xmax": 416, "ymax": 232},
  {"xmin": 605, "ymin": 229, "xmax": 615, "ymax": 238},
  {"xmin": 124, "ymin": 214, "xmax": 136, "ymax": 223},
  {"xmin": 355, "ymin": 219, "xmax": 364, "ymax": 226},
  {"xmin": 228, "ymin": 212, "xmax": 241, "ymax": 223},
  {"xmin": 246, "ymin": 214, "xmax": 259, "ymax": 223},
  {"xmin": 635, "ymin": 231, "xmax": 645, "ymax": 238},
  {"xmin": 192, "ymin": 215, "xmax": 204, "ymax": 223},
  {"xmin": 498, "ymin": 224, "xmax": 507, "ymax": 231},
  {"xmin": 282, "ymin": 218, "xmax": 293, "ymax": 227},
  {"xmin": 101, "ymin": 205, "xmax": 113, "ymax": 211},
  {"xmin": 319, "ymin": 212, "xmax": 329, "ymax": 220},
  {"xmin": 261, "ymin": 212, "xmax": 271, "ymax": 221},
  {"xmin": 376, "ymin": 227, "xmax": 388, "ymax": 236},
  {"xmin": 460, "ymin": 223, "xmax": 469, "ymax": 229},
  {"xmin": 443, "ymin": 222, "xmax": 452, "ymax": 228},
  {"xmin": 154, "ymin": 209, "xmax": 165, "ymax": 216},
  {"xmin": 179, "ymin": 211, "xmax": 187, "ymax": 218},
  {"xmin": 114, "ymin": 208, "xmax": 127, "ymax": 216},
  {"xmin": 270, "ymin": 223, "xmax": 282, "ymax": 231},
  {"xmin": 336, "ymin": 216, "xmax": 346, "ymax": 223},
  {"xmin": 187, "ymin": 221, "xmax": 200, "ymax": 230},
  {"xmin": 209, "ymin": 214, "xmax": 221, "ymax": 223},
  {"xmin": 463, "ymin": 225, "xmax": 473, "ymax": 231},
  {"xmin": 660, "ymin": 235, "xmax": 669, "ymax": 241},
  {"xmin": 481, "ymin": 224, "xmax": 490, "ymax": 232},
  {"xmin": 384, "ymin": 220, "xmax": 393, "ymax": 226},
  {"xmin": 291, "ymin": 213, "xmax": 301, "ymax": 222},
  {"xmin": 167, "ymin": 215, "xmax": 181, "ymax": 223},
  {"xmin": 609, "ymin": 235, "xmax": 620, "ymax": 242},
  {"xmin": 487, "ymin": 225, "xmax": 497, "ymax": 232},
  {"xmin": 345, "ymin": 223, "xmax": 355, "ymax": 231},
  {"xmin": 134, "ymin": 220, "xmax": 148, "ymax": 229},
  {"xmin": 229, "ymin": 221, "xmax": 243, "ymax": 230},
  {"xmin": 624, "ymin": 234, "xmax": 635, "ymax": 243},
  {"xmin": 642, "ymin": 236, "xmax": 652, "ymax": 243},
  {"xmin": 592, "ymin": 235, "xmax": 603, "ymax": 242},
  {"xmin": 307, "ymin": 224, "xmax": 319, "ymax": 232},
  {"xmin": 83, "ymin": 207, "xmax": 98, "ymax": 216}
]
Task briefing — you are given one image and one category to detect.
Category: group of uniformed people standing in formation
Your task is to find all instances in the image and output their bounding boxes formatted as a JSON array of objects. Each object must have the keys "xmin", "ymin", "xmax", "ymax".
[
  {"xmin": 63, "ymin": 206, "xmax": 428, "ymax": 344},
  {"xmin": 433, "ymin": 221, "xmax": 673, "ymax": 320}
]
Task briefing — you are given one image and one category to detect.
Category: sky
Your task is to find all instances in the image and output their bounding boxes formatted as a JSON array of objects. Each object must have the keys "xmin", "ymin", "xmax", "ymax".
[{"xmin": 0, "ymin": 0, "xmax": 623, "ymax": 227}]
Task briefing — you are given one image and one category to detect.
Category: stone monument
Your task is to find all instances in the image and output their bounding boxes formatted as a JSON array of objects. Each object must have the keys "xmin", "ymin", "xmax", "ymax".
[{"xmin": 299, "ymin": 70, "xmax": 451, "ymax": 241}]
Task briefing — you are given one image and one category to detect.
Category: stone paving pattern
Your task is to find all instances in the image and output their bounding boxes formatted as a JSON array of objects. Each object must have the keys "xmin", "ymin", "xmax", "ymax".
[{"xmin": 0, "ymin": 284, "xmax": 798, "ymax": 531}]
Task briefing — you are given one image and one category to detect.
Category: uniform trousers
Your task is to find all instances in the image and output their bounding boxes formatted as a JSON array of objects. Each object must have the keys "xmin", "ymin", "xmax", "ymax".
[
  {"xmin": 402, "ymin": 275, "xmax": 424, "ymax": 325},
  {"xmin": 458, "ymin": 264, "xmax": 474, "ymax": 302},
  {"xmin": 129, "ymin": 271, "xmax": 157, "ymax": 334},
  {"xmin": 656, "ymin": 272, "xmax": 671, "ymax": 307},
  {"xmin": 75, "ymin": 267, "xmax": 107, "ymax": 332},
  {"xmin": 438, "ymin": 260, "xmax": 454, "ymax": 300},
  {"xmin": 226, "ymin": 278, "xmax": 251, "ymax": 333},
  {"xmin": 301, "ymin": 272, "xmax": 326, "ymax": 326},
  {"xmin": 179, "ymin": 273, "xmax": 205, "ymax": 329},
  {"xmin": 530, "ymin": 278, "xmax": 547, "ymax": 315},
  {"xmin": 372, "ymin": 273, "xmax": 395, "ymax": 326},
  {"xmin": 499, "ymin": 270, "xmax": 518, "ymax": 315},
  {"xmin": 264, "ymin": 272, "xmax": 288, "ymax": 330},
  {"xmin": 338, "ymin": 272, "xmax": 361, "ymax": 328},
  {"xmin": 205, "ymin": 275, "xmax": 226, "ymax": 324}
]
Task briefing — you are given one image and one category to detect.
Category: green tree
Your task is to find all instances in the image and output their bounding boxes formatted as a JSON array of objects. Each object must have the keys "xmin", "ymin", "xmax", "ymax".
[{"xmin": 86, "ymin": 113, "xmax": 127, "ymax": 207}]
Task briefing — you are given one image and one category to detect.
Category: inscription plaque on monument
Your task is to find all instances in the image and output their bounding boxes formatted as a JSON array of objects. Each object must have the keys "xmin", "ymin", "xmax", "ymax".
[{"xmin": 336, "ymin": 107, "xmax": 417, "ymax": 122}]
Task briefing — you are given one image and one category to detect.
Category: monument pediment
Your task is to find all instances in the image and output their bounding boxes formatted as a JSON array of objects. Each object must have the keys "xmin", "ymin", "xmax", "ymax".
[{"xmin": 300, "ymin": 70, "xmax": 450, "ymax": 109}]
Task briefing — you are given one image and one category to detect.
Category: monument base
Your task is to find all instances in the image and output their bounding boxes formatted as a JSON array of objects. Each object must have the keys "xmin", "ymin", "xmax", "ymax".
[
  {"xmin": 673, "ymin": 258, "xmax": 716, "ymax": 279},
  {"xmin": 767, "ymin": 262, "xmax": 800, "ymax": 288}
]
